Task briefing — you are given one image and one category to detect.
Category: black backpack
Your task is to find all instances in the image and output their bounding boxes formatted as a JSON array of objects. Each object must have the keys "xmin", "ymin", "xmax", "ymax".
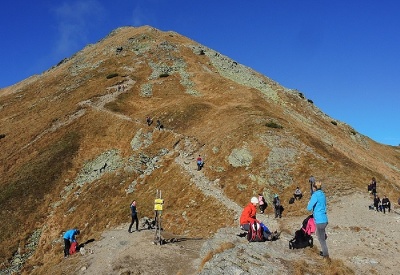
[
  {"xmin": 247, "ymin": 222, "xmax": 265, "ymax": 242},
  {"xmin": 289, "ymin": 197, "xmax": 295, "ymax": 204}
]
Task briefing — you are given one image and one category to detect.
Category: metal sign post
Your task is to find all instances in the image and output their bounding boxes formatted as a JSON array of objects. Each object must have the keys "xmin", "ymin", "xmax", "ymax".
[{"xmin": 154, "ymin": 189, "xmax": 164, "ymax": 245}]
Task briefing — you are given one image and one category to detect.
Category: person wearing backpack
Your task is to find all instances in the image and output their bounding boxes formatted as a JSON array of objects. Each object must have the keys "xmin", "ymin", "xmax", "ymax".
[
  {"xmin": 307, "ymin": 181, "xmax": 329, "ymax": 259},
  {"xmin": 240, "ymin": 197, "xmax": 276, "ymax": 241}
]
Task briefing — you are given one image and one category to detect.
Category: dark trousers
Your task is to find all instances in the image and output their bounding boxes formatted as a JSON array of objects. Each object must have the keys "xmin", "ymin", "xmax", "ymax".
[
  {"xmin": 64, "ymin": 238, "xmax": 71, "ymax": 257},
  {"xmin": 275, "ymin": 206, "xmax": 281, "ymax": 218},
  {"xmin": 128, "ymin": 214, "xmax": 139, "ymax": 232},
  {"xmin": 382, "ymin": 204, "xmax": 391, "ymax": 213}
]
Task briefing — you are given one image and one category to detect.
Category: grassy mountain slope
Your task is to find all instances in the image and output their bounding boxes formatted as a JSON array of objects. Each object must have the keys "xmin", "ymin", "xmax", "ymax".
[{"xmin": 0, "ymin": 26, "xmax": 399, "ymax": 273}]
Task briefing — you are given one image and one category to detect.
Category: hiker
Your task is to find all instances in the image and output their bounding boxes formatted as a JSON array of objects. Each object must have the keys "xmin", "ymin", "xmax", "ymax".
[
  {"xmin": 273, "ymin": 194, "xmax": 282, "ymax": 218},
  {"xmin": 196, "ymin": 155, "xmax": 204, "ymax": 171},
  {"xmin": 128, "ymin": 200, "xmax": 139, "ymax": 233},
  {"xmin": 370, "ymin": 177, "xmax": 377, "ymax": 197},
  {"xmin": 258, "ymin": 193, "xmax": 267, "ymax": 214},
  {"xmin": 381, "ymin": 195, "xmax": 391, "ymax": 214},
  {"xmin": 63, "ymin": 228, "xmax": 80, "ymax": 258},
  {"xmin": 373, "ymin": 194, "xmax": 382, "ymax": 212},
  {"xmin": 146, "ymin": 116, "xmax": 153, "ymax": 126},
  {"xmin": 309, "ymin": 176, "xmax": 316, "ymax": 195},
  {"xmin": 294, "ymin": 187, "xmax": 303, "ymax": 200},
  {"xmin": 239, "ymin": 197, "xmax": 276, "ymax": 240},
  {"xmin": 156, "ymin": 119, "xmax": 163, "ymax": 130},
  {"xmin": 307, "ymin": 181, "xmax": 329, "ymax": 258}
]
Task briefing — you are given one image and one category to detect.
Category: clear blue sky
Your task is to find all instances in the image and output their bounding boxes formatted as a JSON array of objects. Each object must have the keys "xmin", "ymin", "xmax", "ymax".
[{"xmin": 1, "ymin": 0, "xmax": 399, "ymax": 146}]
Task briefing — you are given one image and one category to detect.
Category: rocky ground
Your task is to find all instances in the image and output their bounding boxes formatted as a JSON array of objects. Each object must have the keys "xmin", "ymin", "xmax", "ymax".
[{"xmin": 45, "ymin": 191, "xmax": 399, "ymax": 275}]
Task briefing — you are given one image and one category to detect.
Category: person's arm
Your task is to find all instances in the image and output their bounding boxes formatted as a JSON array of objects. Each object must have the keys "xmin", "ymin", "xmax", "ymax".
[
  {"xmin": 307, "ymin": 195, "xmax": 317, "ymax": 211},
  {"xmin": 71, "ymin": 232, "xmax": 77, "ymax": 242}
]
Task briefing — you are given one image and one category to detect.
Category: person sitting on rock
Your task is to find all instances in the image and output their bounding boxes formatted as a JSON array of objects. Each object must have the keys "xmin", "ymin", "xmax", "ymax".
[
  {"xmin": 258, "ymin": 193, "xmax": 267, "ymax": 214},
  {"xmin": 293, "ymin": 187, "xmax": 303, "ymax": 200},
  {"xmin": 381, "ymin": 195, "xmax": 391, "ymax": 214},
  {"xmin": 240, "ymin": 196, "xmax": 277, "ymax": 240}
]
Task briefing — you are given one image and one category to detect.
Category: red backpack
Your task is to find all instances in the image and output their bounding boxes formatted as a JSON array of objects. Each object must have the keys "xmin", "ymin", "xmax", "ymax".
[
  {"xmin": 69, "ymin": 242, "xmax": 78, "ymax": 255},
  {"xmin": 247, "ymin": 222, "xmax": 265, "ymax": 242}
]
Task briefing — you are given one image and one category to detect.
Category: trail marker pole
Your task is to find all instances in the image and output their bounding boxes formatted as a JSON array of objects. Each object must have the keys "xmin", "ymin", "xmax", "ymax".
[{"xmin": 154, "ymin": 189, "xmax": 164, "ymax": 245}]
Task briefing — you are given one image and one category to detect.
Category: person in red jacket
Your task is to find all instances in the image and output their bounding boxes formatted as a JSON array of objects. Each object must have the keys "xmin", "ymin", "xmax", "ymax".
[
  {"xmin": 240, "ymin": 196, "xmax": 278, "ymax": 240},
  {"xmin": 240, "ymin": 197, "xmax": 260, "ymax": 229}
]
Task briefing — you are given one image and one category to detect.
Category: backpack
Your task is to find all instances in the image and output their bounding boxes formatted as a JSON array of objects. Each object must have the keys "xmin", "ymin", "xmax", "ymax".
[
  {"xmin": 289, "ymin": 229, "xmax": 313, "ymax": 249},
  {"xmin": 247, "ymin": 222, "xmax": 265, "ymax": 242},
  {"xmin": 289, "ymin": 215, "xmax": 315, "ymax": 249},
  {"xmin": 69, "ymin": 241, "xmax": 78, "ymax": 255},
  {"xmin": 289, "ymin": 197, "xmax": 295, "ymax": 204},
  {"xmin": 302, "ymin": 215, "xmax": 316, "ymax": 235}
]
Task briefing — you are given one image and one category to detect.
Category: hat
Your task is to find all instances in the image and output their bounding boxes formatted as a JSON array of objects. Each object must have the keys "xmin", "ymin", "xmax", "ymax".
[{"xmin": 251, "ymin": 197, "xmax": 258, "ymax": 204}]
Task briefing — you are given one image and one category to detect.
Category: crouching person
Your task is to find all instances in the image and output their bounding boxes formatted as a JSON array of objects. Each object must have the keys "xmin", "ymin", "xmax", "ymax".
[
  {"xmin": 63, "ymin": 228, "xmax": 80, "ymax": 258},
  {"xmin": 239, "ymin": 197, "xmax": 278, "ymax": 241}
]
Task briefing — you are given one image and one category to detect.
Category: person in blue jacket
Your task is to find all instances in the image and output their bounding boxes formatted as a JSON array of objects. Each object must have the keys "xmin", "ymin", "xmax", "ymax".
[
  {"xmin": 63, "ymin": 228, "xmax": 80, "ymax": 258},
  {"xmin": 307, "ymin": 181, "xmax": 329, "ymax": 258}
]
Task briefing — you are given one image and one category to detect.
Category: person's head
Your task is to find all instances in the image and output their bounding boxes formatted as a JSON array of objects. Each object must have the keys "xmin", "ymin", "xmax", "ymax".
[
  {"xmin": 76, "ymin": 229, "xmax": 80, "ymax": 235},
  {"xmin": 274, "ymin": 194, "xmax": 279, "ymax": 198},
  {"xmin": 131, "ymin": 200, "xmax": 136, "ymax": 206},
  {"xmin": 296, "ymin": 186, "xmax": 299, "ymax": 189},
  {"xmin": 313, "ymin": 181, "xmax": 322, "ymax": 190},
  {"xmin": 251, "ymin": 196, "xmax": 258, "ymax": 205}
]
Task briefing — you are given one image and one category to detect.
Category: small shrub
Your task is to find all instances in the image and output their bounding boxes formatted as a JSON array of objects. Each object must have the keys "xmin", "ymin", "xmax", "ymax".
[
  {"xmin": 106, "ymin": 73, "xmax": 119, "ymax": 79},
  {"xmin": 307, "ymin": 99, "xmax": 313, "ymax": 104},
  {"xmin": 298, "ymin": 92, "xmax": 305, "ymax": 99},
  {"xmin": 159, "ymin": 73, "xmax": 169, "ymax": 78},
  {"xmin": 350, "ymin": 130, "xmax": 356, "ymax": 135},
  {"xmin": 266, "ymin": 122, "xmax": 283, "ymax": 129},
  {"xmin": 331, "ymin": 121, "xmax": 337, "ymax": 126}
]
